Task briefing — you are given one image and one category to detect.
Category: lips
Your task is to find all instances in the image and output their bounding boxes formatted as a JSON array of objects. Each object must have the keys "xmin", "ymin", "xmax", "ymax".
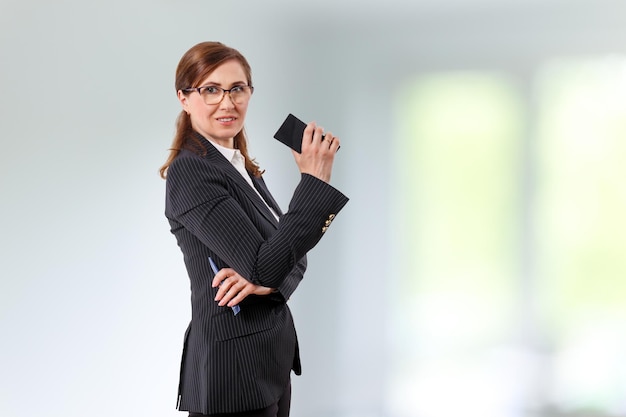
[{"xmin": 216, "ymin": 117, "xmax": 236, "ymax": 122}]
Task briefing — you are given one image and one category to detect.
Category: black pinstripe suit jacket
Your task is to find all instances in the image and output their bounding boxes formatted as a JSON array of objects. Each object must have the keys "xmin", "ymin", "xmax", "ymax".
[{"xmin": 164, "ymin": 134, "xmax": 349, "ymax": 414}]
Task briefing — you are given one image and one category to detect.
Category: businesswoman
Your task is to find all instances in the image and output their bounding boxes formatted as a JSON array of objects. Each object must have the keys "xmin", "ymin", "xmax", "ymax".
[{"xmin": 160, "ymin": 41, "xmax": 349, "ymax": 417}]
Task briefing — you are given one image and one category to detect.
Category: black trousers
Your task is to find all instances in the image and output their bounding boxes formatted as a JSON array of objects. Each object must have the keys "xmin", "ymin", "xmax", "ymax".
[{"xmin": 189, "ymin": 382, "xmax": 291, "ymax": 417}]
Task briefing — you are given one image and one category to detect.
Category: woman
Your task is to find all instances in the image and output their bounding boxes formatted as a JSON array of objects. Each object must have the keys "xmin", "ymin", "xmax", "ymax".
[{"xmin": 160, "ymin": 41, "xmax": 348, "ymax": 417}]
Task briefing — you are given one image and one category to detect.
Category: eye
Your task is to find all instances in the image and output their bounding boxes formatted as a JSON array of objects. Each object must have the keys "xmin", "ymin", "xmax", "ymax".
[
  {"xmin": 230, "ymin": 86, "xmax": 245, "ymax": 94},
  {"xmin": 201, "ymin": 86, "xmax": 222, "ymax": 95}
]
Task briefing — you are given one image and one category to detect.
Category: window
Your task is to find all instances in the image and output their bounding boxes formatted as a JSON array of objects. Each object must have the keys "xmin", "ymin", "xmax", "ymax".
[{"xmin": 390, "ymin": 57, "xmax": 626, "ymax": 417}]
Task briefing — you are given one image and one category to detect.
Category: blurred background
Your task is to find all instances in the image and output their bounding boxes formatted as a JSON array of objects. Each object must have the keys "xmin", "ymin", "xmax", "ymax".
[{"xmin": 1, "ymin": 0, "xmax": 625, "ymax": 416}]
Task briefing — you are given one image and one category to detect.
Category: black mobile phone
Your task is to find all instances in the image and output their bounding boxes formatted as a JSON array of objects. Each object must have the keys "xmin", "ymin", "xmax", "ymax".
[
  {"xmin": 273, "ymin": 113, "xmax": 338, "ymax": 153},
  {"xmin": 273, "ymin": 113, "xmax": 307, "ymax": 153}
]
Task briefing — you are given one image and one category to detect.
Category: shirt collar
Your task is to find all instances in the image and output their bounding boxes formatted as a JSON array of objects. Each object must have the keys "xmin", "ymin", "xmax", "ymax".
[{"xmin": 208, "ymin": 138, "xmax": 243, "ymax": 164}]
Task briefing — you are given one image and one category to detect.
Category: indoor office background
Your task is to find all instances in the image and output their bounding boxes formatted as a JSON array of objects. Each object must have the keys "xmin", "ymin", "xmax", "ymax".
[{"xmin": 1, "ymin": 0, "xmax": 625, "ymax": 416}]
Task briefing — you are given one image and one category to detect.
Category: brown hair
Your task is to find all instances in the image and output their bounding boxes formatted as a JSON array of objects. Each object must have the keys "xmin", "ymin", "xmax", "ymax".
[{"xmin": 159, "ymin": 41, "xmax": 262, "ymax": 179}]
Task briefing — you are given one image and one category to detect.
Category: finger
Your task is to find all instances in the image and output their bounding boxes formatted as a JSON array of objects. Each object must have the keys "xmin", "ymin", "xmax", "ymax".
[
  {"xmin": 313, "ymin": 126, "xmax": 325, "ymax": 144},
  {"xmin": 216, "ymin": 279, "xmax": 240, "ymax": 305},
  {"xmin": 214, "ymin": 279, "xmax": 231, "ymax": 301},
  {"xmin": 212, "ymin": 274, "xmax": 223, "ymax": 288},
  {"xmin": 218, "ymin": 277, "xmax": 251, "ymax": 306},
  {"xmin": 302, "ymin": 122, "xmax": 316, "ymax": 148},
  {"xmin": 226, "ymin": 285, "xmax": 252, "ymax": 307},
  {"xmin": 211, "ymin": 268, "xmax": 236, "ymax": 288},
  {"xmin": 214, "ymin": 272, "xmax": 238, "ymax": 301},
  {"xmin": 324, "ymin": 133, "xmax": 334, "ymax": 148},
  {"xmin": 218, "ymin": 288, "xmax": 234, "ymax": 306}
]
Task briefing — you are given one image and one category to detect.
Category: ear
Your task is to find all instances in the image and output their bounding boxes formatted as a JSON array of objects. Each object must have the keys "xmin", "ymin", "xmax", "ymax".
[{"xmin": 177, "ymin": 90, "xmax": 190, "ymax": 113}]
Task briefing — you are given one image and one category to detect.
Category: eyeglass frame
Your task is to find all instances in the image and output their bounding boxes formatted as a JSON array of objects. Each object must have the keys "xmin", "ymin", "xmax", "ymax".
[{"xmin": 180, "ymin": 84, "xmax": 254, "ymax": 105}]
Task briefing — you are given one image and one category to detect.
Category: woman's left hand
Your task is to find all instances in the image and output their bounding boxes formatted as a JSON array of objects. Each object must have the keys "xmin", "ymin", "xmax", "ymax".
[{"xmin": 212, "ymin": 268, "xmax": 274, "ymax": 308}]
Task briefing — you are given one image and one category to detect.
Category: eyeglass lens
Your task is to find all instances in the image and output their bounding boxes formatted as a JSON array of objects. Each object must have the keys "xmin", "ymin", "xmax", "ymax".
[{"xmin": 202, "ymin": 86, "xmax": 251, "ymax": 105}]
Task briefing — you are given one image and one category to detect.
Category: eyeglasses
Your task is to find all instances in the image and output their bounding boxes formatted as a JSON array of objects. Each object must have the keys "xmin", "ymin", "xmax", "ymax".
[{"xmin": 181, "ymin": 85, "xmax": 254, "ymax": 105}]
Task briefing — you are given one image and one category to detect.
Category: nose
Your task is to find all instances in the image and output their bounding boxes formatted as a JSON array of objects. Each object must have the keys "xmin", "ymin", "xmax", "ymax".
[
  {"xmin": 220, "ymin": 91, "xmax": 235, "ymax": 106},
  {"xmin": 219, "ymin": 91, "xmax": 235, "ymax": 107}
]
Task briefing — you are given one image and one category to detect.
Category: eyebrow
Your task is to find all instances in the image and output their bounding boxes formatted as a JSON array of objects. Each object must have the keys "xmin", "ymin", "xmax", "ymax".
[{"xmin": 200, "ymin": 80, "xmax": 247, "ymax": 87}]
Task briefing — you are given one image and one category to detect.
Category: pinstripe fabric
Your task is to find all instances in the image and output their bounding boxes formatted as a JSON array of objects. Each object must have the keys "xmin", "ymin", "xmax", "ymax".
[{"xmin": 165, "ymin": 134, "xmax": 349, "ymax": 414}]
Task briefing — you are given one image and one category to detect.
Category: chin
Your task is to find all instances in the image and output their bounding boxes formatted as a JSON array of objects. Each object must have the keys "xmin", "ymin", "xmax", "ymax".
[{"xmin": 229, "ymin": 126, "xmax": 244, "ymax": 137}]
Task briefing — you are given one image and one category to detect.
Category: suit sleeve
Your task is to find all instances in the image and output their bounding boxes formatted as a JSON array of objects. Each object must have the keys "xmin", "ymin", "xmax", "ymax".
[{"xmin": 166, "ymin": 154, "xmax": 349, "ymax": 289}]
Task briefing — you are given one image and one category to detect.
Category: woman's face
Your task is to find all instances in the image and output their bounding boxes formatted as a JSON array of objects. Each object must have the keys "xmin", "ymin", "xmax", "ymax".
[{"xmin": 178, "ymin": 59, "xmax": 250, "ymax": 148}]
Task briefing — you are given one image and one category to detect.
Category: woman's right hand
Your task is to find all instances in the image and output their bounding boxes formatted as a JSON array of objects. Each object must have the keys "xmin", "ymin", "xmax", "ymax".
[{"xmin": 292, "ymin": 122, "xmax": 340, "ymax": 183}]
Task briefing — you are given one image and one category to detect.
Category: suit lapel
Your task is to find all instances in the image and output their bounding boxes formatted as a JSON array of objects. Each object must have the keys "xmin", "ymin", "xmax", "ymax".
[
  {"xmin": 251, "ymin": 176, "xmax": 283, "ymax": 217},
  {"xmin": 201, "ymin": 138, "xmax": 280, "ymax": 228}
]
